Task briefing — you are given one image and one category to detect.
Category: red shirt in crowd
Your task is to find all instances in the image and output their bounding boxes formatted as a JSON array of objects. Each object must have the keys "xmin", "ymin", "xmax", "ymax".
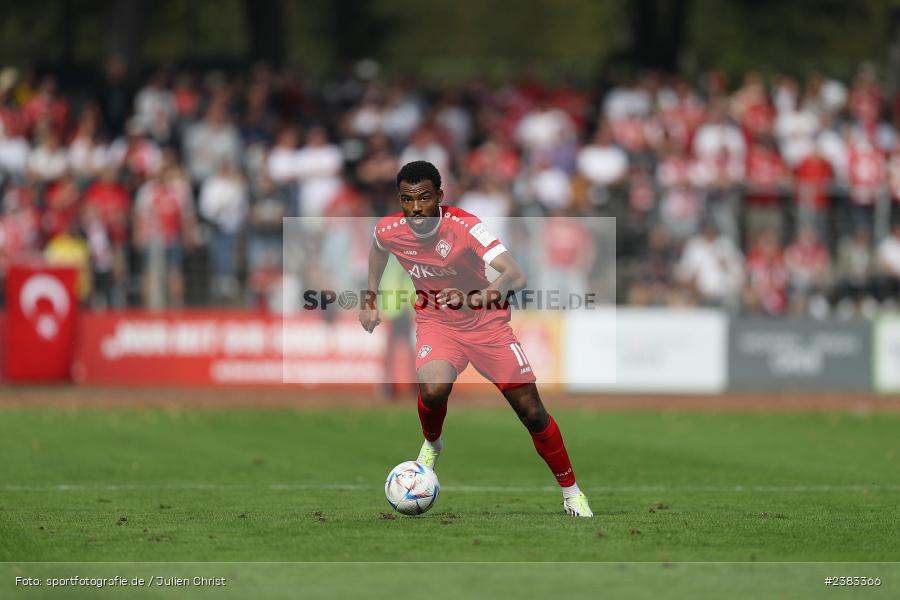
[
  {"xmin": 22, "ymin": 93, "xmax": 69, "ymax": 138},
  {"xmin": 41, "ymin": 179, "xmax": 80, "ymax": 239},
  {"xmin": 745, "ymin": 143, "xmax": 788, "ymax": 205},
  {"xmin": 84, "ymin": 180, "xmax": 131, "ymax": 245},
  {"xmin": 847, "ymin": 141, "xmax": 886, "ymax": 206},
  {"xmin": 135, "ymin": 179, "xmax": 192, "ymax": 246},
  {"xmin": 746, "ymin": 242, "xmax": 789, "ymax": 315},
  {"xmin": 794, "ymin": 153, "xmax": 833, "ymax": 210},
  {"xmin": 785, "ymin": 237, "xmax": 830, "ymax": 282},
  {"xmin": 543, "ymin": 218, "xmax": 595, "ymax": 268}
]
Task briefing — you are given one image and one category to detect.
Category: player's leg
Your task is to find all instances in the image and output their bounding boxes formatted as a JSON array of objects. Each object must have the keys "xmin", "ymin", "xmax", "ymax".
[
  {"xmin": 417, "ymin": 359, "xmax": 456, "ymax": 439},
  {"xmin": 501, "ymin": 383, "xmax": 593, "ymax": 517},
  {"xmin": 413, "ymin": 327, "xmax": 468, "ymax": 469},
  {"xmin": 465, "ymin": 323, "xmax": 593, "ymax": 517}
]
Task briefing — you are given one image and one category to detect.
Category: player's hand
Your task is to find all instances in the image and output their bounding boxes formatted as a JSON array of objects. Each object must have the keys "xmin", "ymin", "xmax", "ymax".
[
  {"xmin": 435, "ymin": 288, "xmax": 467, "ymax": 309},
  {"xmin": 467, "ymin": 289, "xmax": 503, "ymax": 309},
  {"xmin": 359, "ymin": 308, "xmax": 381, "ymax": 333}
]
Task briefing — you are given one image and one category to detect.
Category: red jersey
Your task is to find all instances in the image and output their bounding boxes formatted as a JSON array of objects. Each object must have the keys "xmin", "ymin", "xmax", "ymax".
[
  {"xmin": 374, "ymin": 206, "xmax": 509, "ymax": 330},
  {"xmin": 84, "ymin": 181, "xmax": 131, "ymax": 245},
  {"xmin": 794, "ymin": 154, "xmax": 833, "ymax": 209}
]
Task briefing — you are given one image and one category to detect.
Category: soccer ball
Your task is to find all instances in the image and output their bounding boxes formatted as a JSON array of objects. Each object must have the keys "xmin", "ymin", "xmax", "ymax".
[{"xmin": 384, "ymin": 461, "xmax": 439, "ymax": 515}]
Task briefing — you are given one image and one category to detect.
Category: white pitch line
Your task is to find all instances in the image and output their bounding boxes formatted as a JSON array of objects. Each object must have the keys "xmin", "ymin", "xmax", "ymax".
[{"xmin": 1, "ymin": 483, "xmax": 899, "ymax": 493}]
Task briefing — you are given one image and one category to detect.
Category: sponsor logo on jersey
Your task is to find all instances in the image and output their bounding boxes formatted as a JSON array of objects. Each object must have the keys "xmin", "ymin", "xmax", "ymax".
[
  {"xmin": 435, "ymin": 239, "xmax": 452, "ymax": 258},
  {"xmin": 407, "ymin": 264, "xmax": 458, "ymax": 279},
  {"xmin": 403, "ymin": 250, "xmax": 418, "ymax": 255},
  {"xmin": 417, "ymin": 345, "xmax": 432, "ymax": 358},
  {"xmin": 469, "ymin": 223, "xmax": 496, "ymax": 247}
]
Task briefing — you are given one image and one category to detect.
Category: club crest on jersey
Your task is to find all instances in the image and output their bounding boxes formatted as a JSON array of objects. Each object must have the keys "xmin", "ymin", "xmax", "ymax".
[
  {"xmin": 418, "ymin": 345, "xmax": 432, "ymax": 358},
  {"xmin": 436, "ymin": 239, "xmax": 452, "ymax": 258}
]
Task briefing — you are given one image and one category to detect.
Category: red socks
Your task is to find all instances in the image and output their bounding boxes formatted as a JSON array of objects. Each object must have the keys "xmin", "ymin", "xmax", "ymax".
[
  {"xmin": 417, "ymin": 392, "xmax": 447, "ymax": 442},
  {"xmin": 417, "ymin": 394, "xmax": 575, "ymax": 488},
  {"xmin": 530, "ymin": 415, "xmax": 576, "ymax": 487}
]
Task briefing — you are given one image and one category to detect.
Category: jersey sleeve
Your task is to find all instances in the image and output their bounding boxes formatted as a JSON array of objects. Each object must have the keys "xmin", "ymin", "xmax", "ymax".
[
  {"xmin": 465, "ymin": 218, "xmax": 507, "ymax": 265},
  {"xmin": 372, "ymin": 223, "xmax": 387, "ymax": 251}
]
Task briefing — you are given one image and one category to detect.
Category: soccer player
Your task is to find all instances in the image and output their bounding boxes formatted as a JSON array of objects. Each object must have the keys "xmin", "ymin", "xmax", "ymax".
[{"xmin": 359, "ymin": 161, "xmax": 593, "ymax": 517}]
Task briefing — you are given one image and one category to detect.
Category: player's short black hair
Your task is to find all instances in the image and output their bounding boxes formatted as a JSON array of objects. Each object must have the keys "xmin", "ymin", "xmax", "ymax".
[{"xmin": 396, "ymin": 161, "xmax": 441, "ymax": 191}]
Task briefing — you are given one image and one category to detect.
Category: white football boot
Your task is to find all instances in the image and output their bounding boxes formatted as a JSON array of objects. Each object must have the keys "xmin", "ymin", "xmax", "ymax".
[
  {"xmin": 563, "ymin": 492, "xmax": 594, "ymax": 517},
  {"xmin": 416, "ymin": 438, "xmax": 443, "ymax": 470}
]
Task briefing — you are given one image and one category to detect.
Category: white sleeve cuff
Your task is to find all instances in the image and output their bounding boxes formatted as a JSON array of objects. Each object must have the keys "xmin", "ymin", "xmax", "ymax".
[{"xmin": 482, "ymin": 244, "xmax": 507, "ymax": 265}]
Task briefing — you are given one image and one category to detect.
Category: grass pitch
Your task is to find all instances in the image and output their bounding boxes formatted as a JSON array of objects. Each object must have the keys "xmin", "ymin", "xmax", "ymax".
[{"xmin": 1, "ymin": 405, "xmax": 899, "ymax": 597}]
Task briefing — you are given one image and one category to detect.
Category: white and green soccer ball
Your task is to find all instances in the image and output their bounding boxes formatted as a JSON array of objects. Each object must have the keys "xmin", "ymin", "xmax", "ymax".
[{"xmin": 385, "ymin": 461, "xmax": 439, "ymax": 515}]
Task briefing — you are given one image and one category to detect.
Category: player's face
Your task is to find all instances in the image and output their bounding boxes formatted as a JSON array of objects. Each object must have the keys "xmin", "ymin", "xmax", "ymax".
[{"xmin": 398, "ymin": 180, "xmax": 443, "ymax": 233}]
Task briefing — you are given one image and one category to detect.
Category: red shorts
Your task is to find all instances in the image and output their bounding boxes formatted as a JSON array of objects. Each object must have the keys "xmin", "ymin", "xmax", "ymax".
[{"xmin": 414, "ymin": 318, "xmax": 537, "ymax": 390}]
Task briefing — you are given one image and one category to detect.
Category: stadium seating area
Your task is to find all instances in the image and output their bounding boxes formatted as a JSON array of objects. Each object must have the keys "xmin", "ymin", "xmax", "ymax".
[{"xmin": 2, "ymin": 61, "xmax": 900, "ymax": 317}]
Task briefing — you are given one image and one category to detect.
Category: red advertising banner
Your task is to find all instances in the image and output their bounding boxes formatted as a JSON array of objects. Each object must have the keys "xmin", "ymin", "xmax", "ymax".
[
  {"xmin": 4, "ymin": 264, "xmax": 78, "ymax": 382},
  {"xmin": 0, "ymin": 311, "xmax": 6, "ymax": 381},
  {"xmin": 72, "ymin": 311, "xmax": 390, "ymax": 386}
]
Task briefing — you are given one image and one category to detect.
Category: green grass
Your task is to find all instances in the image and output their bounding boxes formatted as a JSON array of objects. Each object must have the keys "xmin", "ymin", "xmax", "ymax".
[{"xmin": 1, "ymin": 407, "xmax": 899, "ymax": 598}]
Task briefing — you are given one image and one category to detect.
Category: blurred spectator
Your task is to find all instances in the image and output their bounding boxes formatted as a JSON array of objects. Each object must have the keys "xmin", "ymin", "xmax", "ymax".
[
  {"xmin": 744, "ymin": 136, "xmax": 791, "ymax": 243},
  {"xmin": 541, "ymin": 214, "xmax": 596, "ymax": 300},
  {"xmin": 0, "ymin": 120, "xmax": 29, "ymax": 181},
  {"xmin": 831, "ymin": 226, "xmax": 876, "ymax": 317},
  {"xmin": 134, "ymin": 70, "xmax": 176, "ymax": 134},
  {"xmin": 200, "ymin": 161, "xmax": 248, "ymax": 301},
  {"xmin": 240, "ymin": 82, "xmax": 275, "ymax": 147},
  {"xmin": 42, "ymin": 176, "xmax": 80, "ymax": 239},
  {"xmin": 677, "ymin": 221, "xmax": 744, "ymax": 309},
  {"xmin": 655, "ymin": 144, "xmax": 702, "ymax": 241},
  {"xmin": 793, "ymin": 148, "xmax": 833, "ymax": 243},
  {"xmin": 44, "ymin": 220, "xmax": 90, "ymax": 301},
  {"xmin": 68, "ymin": 108, "xmax": 110, "ymax": 183},
  {"xmin": 96, "ymin": 55, "xmax": 132, "ymax": 138},
  {"xmin": 382, "ymin": 86, "xmax": 423, "ymax": 144},
  {"xmin": 846, "ymin": 136, "xmax": 886, "ymax": 235},
  {"xmin": 22, "ymin": 76, "xmax": 69, "ymax": 139},
  {"xmin": 875, "ymin": 220, "xmax": 900, "ymax": 305},
  {"xmin": 108, "ymin": 119, "xmax": 162, "ymax": 182},
  {"xmin": 182, "ymin": 102, "xmax": 242, "ymax": 186},
  {"xmin": 693, "ymin": 101, "xmax": 746, "ymax": 162},
  {"xmin": 134, "ymin": 161, "xmax": 196, "ymax": 308},
  {"xmin": 399, "ymin": 127, "xmax": 449, "ymax": 175},
  {"xmin": 172, "ymin": 72, "xmax": 200, "ymax": 123},
  {"xmin": 246, "ymin": 172, "xmax": 287, "ymax": 308},
  {"xmin": 690, "ymin": 145, "xmax": 744, "ymax": 242},
  {"xmin": 577, "ymin": 123, "xmax": 628, "ymax": 207},
  {"xmin": 83, "ymin": 202, "xmax": 116, "ymax": 308},
  {"xmin": 295, "ymin": 125, "xmax": 343, "ymax": 218},
  {"xmin": 527, "ymin": 156, "xmax": 573, "ymax": 212},
  {"xmin": 356, "ymin": 133, "xmax": 399, "ymax": 215},
  {"xmin": 0, "ymin": 185, "xmax": 40, "ymax": 275},
  {"xmin": 83, "ymin": 167, "xmax": 130, "ymax": 307},
  {"xmin": 457, "ymin": 176, "xmax": 513, "ymax": 245},
  {"xmin": 743, "ymin": 229, "xmax": 789, "ymax": 315},
  {"xmin": 267, "ymin": 126, "xmax": 300, "ymax": 187},
  {"xmin": 628, "ymin": 224, "xmax": 682, "ymax": 306},
  {"xmin": 27, "ymin": 130, "xmax": 67, "ymax": 183},
  {"xmin": 784, "ymin": 225, "xmax": 831, "ymax": 317},
  {"xmin": 464, "ymin": 135, "xmax": 520, "ymax": 183}
]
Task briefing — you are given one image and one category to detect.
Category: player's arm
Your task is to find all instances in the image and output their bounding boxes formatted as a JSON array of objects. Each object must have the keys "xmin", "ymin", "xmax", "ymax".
[
  {"xmin": 360, "ymin": 237, "xmax": 389, "ymax": 332},
  {"xmin": 475, "ymin": 250, "xmax": 527, "ymax": 307}
]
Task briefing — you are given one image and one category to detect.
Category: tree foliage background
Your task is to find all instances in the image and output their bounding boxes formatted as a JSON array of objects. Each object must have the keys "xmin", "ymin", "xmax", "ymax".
[{"xmin": 0, "ymin": 0, "xmax": 895, "ymax": 83}]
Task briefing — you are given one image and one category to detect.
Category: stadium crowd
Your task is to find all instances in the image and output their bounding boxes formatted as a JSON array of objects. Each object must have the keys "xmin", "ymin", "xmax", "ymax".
[{"xmin": 2, "ymin": 59, "xmax": 900, "ymax": 317}]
